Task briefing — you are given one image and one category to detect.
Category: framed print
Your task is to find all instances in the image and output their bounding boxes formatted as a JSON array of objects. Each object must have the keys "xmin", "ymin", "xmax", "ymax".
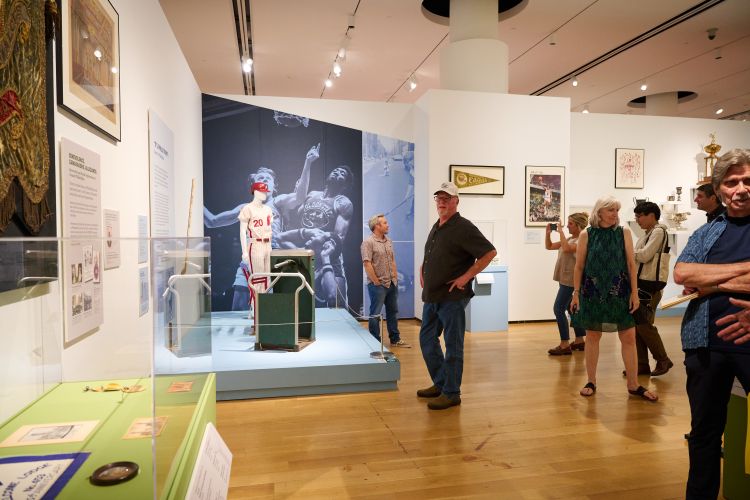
[
  {"xmin": 57, "ymin": 0, "xmax": 121, "ymax": 141},
  {"xmin": 449, "ymin": 165, "xmax": 505, "ymax": 195},
  {"xmin": 525, "ymin": 166, "xmax": 565, "ymax": 227},
  {"xmin": 614, "ymin": 148, "xmax": 644, "ymax": 188}
]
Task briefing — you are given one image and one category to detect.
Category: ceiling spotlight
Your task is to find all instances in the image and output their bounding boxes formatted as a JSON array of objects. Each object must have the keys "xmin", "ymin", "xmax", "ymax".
[
  {"xmin": 548, "ymin": 33, "xmax": 557, "ymax": 46},
  {"xmin": 111, "ymin": 66, "xmax": 118, "ymax": 74},
  {"xmin": 714, "ymin": 48, "xmax": 722, "ymax": 60},
  {"xmin": 93, "ymin": 48, "xmax": 102, "ymax": 60},
  {"xmin": 332, "ymin": 62, "xmax": 342, "ymax": 77},
  {"xmin": 242, "ymin": 58, "xmax": 253, "ymax": 73},
  {"xmin": 408, "ymin": 76, "xmax": 417, "ymax": 92},
  {"xmin": 571, "ymin": 77, "xmax": 578, "ymax": 87},
  {"xmin": 715, "ymin": 108, "xmax": 724, "ymax": 115},
  {"xmin": 337, "ymin": 47, "xmax": 346, "ymax": 60},
  {"xmin": 640, "ymin": 83, "xmax": 648, "ymax": 91},
  {"xmin": 582, "ymin": 105, "xmax": 590, "ymax": 114},
  {"xmin": 324, "ymin": 78, "xmax": 333, "ymax": 88}
]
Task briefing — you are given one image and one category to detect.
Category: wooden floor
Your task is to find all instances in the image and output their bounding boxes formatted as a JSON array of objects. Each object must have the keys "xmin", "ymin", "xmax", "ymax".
[{"xmin": 218, "ymin": 317, "xmax": 698, "ymax": 499}]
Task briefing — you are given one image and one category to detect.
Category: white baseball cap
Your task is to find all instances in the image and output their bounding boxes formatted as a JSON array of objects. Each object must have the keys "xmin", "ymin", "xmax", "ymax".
[{"xmin": 434, "ymin": 181, "xmax": 459, "ymax": 197}]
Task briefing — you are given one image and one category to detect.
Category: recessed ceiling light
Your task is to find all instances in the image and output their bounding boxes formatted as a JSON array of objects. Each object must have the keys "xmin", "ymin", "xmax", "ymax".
[
  {"xmin": 640, "ymin": 83, "xmax": 648, "ymax": 91},
  {"xmin": 715, "ymin": 108, "xmax": 724, "ymax": 115}
]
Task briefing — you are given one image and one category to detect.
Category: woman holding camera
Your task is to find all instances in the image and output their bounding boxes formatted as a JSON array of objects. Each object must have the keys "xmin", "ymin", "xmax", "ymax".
[
  {"xmin": 570, "ymin": 196, "xmax": 658, "ymax": 402},
  {"xmin": 545, "ymin": 212, "xmax": 589, "ymax": 355}
]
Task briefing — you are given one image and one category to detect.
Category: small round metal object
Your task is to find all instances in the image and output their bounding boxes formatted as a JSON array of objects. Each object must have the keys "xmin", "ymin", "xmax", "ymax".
[{"xmin": 89, "ymin": 461, "xmax": 139, "ymax": 486}]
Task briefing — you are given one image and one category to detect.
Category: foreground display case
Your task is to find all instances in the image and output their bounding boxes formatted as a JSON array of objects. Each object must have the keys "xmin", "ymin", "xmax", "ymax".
[{"xmin": 0, "ymin": 237, "xmax": 217, "ymax": 499}]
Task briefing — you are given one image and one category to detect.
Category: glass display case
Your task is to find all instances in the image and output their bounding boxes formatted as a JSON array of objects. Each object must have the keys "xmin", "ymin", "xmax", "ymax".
[{"xmin": 0, "ymin": 237, "xmax": 215, "ymax": 500}]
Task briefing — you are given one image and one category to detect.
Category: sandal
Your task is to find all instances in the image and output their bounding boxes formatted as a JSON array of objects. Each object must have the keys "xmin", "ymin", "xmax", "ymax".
[
  {"xmin": 580, "ymin": 382, "xmax": 596, "ymax": 397},
  {"xmin": 628, "ymin": 385, "xmax": 658, "ymax": 402}
]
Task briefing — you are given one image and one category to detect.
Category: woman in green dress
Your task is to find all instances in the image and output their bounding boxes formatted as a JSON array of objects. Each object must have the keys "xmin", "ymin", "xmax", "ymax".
[{"xmin": 570, "ymin": 196, "xmax": 658, "ymax": 402}]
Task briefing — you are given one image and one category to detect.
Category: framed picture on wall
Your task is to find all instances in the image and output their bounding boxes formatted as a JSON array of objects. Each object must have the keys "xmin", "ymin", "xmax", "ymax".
[
  {"xmin": 57, "ymin": 0, "xmax": 121, "ymax": 141},
  {"xmin": 449, "ymin": 165, "xmax": 504, "ymax": 196},
  {"xmin": 614, "ymin": 148, "xmax": 644, "ymax": 189},
  {"xmin": 525, "ymin": 166, "xmax": 565, "ymax": 227}
]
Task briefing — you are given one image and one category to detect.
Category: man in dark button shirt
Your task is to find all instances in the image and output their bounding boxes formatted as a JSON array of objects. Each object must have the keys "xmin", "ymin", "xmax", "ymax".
[
  {"xmin": 674, "ymin": 148, "xmax": 750, "ymax": 500},
  {"xmin": 416, "ymin": 181, "xmax": 496, "ymax": 410},
  {"xmin": 694, "ymin": 183, "xmax": 726, "ymax": 223}
]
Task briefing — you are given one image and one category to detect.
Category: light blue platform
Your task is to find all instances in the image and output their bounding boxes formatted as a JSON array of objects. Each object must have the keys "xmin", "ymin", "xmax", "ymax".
[{"xmin": 155, "ymin": 308, "xmax": 400, "ymax": 400}]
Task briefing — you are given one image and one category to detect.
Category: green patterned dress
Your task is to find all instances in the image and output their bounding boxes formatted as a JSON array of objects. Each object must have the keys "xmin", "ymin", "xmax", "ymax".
[{"xmin": 573, "ymin": 226, "xmax": 635, "ymax": 332}]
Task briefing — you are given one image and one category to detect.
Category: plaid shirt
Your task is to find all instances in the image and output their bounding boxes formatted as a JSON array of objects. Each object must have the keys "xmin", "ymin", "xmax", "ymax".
[{"xmin": 676, "ymin": 214, "xmax": 728, "ymax": 349}]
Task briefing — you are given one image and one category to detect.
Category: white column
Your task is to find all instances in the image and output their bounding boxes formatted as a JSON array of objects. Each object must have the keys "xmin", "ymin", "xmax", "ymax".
[
  {"xmin": 645, "ymin": 92, "xmax": 679, "ymax": 116},
  {"xmin": 440, "ymin": 0, "xmax": 509, "ymax": 93}
]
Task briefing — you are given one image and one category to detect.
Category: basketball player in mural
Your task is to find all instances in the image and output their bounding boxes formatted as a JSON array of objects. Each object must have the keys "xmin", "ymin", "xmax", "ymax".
[
  {"xmin": 239, "ymin": 182, "xmax": 273, "ymax": 317},
  {"xmin": 279, "ymin": 165, "xmax": 354, "ymax": 308},
  {"xmin": 203, "ymin": 144, "xmax": 319, "ymax": 310}
]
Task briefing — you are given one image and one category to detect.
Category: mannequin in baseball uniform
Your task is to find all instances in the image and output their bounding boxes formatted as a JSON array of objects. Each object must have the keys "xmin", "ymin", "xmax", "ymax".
[{"xmin": 239, "ymin": 182, "xmax": 274, "ymax": 318}]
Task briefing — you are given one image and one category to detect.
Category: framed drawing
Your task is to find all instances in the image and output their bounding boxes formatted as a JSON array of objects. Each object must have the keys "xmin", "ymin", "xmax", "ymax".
[
  {"xmin": 449, "ymin": 165, "xmax": 505, "ymax": 196},
  {"xmin": 525, "ymin": 166, "xmax": 565, "ymax": 227},
  {"xmin": 614, "ymin": 148, "xmax": 644, "ymax": 189},
  {"xmin": 57, "ymin": 0, "xmax": 121, "ymax": 141}
]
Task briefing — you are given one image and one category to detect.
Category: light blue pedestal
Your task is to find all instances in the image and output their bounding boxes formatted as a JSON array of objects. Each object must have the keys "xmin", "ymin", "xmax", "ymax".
[{"xmin": 466, "ymin": 265, "xmax": 508, "ymax": 332}]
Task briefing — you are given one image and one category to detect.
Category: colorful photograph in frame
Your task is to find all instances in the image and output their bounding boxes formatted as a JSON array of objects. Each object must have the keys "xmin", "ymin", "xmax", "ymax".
[
  {"xmin": 525, "ymin": 166, "xmax": 565, "ymax": 227},
  {"xmin": 449, "ymin": 165, "xmax": 505, "ymax": 196},
  {"xmin": 614, "ymin": 148, "xmax": 644, "ymax": 189},
  {"xmin": 57, "ymin": 0, "xmax": 121, "ymax": 141}
]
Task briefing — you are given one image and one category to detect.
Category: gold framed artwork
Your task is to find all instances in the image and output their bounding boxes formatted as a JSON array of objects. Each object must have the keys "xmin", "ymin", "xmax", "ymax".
[
  {"xmin": 449, "ymin": 165, "xmax": 505, "ymax": 196},
  {"xmin": 57, "ymin": 0, "xmax": 121, "ymax": 141},
  {"xmin": 525, "ymin": 166, "xmax": 565, "ymax": 227}
]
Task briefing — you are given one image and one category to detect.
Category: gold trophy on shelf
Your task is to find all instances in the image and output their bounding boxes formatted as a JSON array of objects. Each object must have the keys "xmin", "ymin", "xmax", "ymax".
[{"xmin": 701, "ymin": 133, "xmax": 721, "ymax": 185}]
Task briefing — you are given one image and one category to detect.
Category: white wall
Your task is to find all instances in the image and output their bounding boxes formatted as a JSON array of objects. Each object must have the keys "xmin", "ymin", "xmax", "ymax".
[
  {"xmin": 415, "ymin": 90, "xmax": 571, "ymax": 321},
  {"xmin": 571, "ymin": 113, "xmax": 750, "ymax": 300},
  {"xmin": 0, "ymin": 0, "xmax": 204, "ymax": 391}
]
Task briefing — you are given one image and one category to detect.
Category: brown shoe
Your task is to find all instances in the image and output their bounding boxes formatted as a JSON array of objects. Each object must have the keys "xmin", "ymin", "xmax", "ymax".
[
  {"xmin": 427, "ymin": 394, "xmax": 461, "ymax": 410},
  {"xmin": 416, "ymin": 385, "xmax": 441, "ymax": 398},
  {"xmin": 651, "ymin": 359, "xmax": 674, "ymax": 377},
  {"xmin": 570, "ymin": 341, "xmax": 585, "ymax": 351},
  {"xmin": 548, "ymin": 345, "xmax": 572, "ymax": 356}
]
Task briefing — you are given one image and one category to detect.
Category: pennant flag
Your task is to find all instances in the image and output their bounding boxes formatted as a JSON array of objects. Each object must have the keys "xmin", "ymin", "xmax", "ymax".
[{"xmin": 453, "ymin": 170, "xmax": 499, "ymax": 189}]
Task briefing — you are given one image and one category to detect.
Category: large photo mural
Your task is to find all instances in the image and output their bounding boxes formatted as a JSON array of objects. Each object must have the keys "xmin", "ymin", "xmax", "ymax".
[{"xmin": 202, "ymin": 95, "xmax": 414, "ymax": 318}]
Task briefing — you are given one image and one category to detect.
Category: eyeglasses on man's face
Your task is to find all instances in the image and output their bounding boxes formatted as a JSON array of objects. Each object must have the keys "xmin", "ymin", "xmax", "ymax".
[{"xmin": 434, "ymin": 195, "xmax": 455, "ymax": 202}]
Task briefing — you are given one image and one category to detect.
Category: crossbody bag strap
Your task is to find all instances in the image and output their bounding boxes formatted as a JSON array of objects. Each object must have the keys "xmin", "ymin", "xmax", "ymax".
[{"xmin": 637, "ymin": 230, "xmax": 653, "ymax": 279}]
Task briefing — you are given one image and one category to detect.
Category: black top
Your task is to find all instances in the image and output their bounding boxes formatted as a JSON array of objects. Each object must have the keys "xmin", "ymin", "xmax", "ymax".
[
  {"xmin": 422, "ymin": 212, "xmax": 495, "ymax": 303},
  {"xmin": 707, "ymin": 214, "xmax": 750, "ymax": 353},
  {"xmin": 706, "ymin": 205, "xmax": 726, "ymax": 223}
]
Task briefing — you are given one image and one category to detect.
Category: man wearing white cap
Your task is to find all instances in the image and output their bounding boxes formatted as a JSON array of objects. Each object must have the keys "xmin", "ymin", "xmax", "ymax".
[
  {"xmin": 417, "ymin": 181, "xmax": 497, "ymax": 410},
  {"xmin": 239, "ymin": 181, "xmax": 274, "ymax": 313}
]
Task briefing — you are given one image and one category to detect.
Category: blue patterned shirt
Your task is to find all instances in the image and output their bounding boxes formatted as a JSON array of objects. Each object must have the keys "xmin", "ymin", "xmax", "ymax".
[{"xmin": 676, "ymin": 214, "xmax": 728, "ymax": 349}]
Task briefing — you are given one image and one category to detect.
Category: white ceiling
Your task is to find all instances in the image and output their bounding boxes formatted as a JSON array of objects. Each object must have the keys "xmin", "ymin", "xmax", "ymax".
[{"xmin": 160, "ymin": 0, "xmax": 750, "ymax": 120}]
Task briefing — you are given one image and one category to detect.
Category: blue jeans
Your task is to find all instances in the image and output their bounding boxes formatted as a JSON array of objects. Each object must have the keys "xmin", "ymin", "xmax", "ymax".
[
  {"xmin": 419, "ymin": 299, "xmax": 470, "ymax": 398},
  {"xmin": 367, "ymin": 283, "xmax": 400, "ymax": 343},
  {"xmin": 553, "ymin": 284, "xmax": 586, "ymax": 341}
]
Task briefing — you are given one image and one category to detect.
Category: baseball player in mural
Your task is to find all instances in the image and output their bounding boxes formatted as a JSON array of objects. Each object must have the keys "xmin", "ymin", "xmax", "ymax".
[
  {"xmin": 280, "ymin": 165, "xmax": 354, "ymax": 308},
  {"xmin": 239, "ymin": 182, "xmax": 273, "ymax": 316},
  {"xmin": 203, "ymin": 144, "xmax": 319, "ymax": 311}
]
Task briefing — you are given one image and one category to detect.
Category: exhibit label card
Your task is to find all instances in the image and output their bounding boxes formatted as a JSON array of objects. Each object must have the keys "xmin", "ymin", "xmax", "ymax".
[
  {"xmin": 103, "ymin": 208, "xmax": 121, "ymax": 269},
  {"xmin": 186, "ymin": 422, "xmax": 232, "ymax": 500},
  {"xmin": 148, "ymin": 110, "xmax": 175, "ymax": 238},
  {"xmin": 61, "ymin": 138, "xmax": 103, "ymax": 344},
  {"xmin": 0, "ymin": 452, "xmax": 90, "ymax": 499},
  {"xmin": 0, "ymin": 420, "xmax": 99, "ymax": 447}
]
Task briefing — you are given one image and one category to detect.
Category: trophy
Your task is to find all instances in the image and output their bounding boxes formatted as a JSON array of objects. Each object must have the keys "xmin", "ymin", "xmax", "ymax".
[
  {"xmin": 668, "ymin": 211, "xmax": 691, "ymax": 230},
  {"xmin": 702, "ymin": 133, "xmax": 721, "ymax": 184},
  {"xmin": 676, "ymin": 186, "xmax": 682, "ymax": 201}
]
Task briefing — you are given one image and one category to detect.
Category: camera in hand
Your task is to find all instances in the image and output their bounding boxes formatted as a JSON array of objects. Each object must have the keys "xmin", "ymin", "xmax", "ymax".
[{"xmin": 550, "ymin": 223, "xmax": 557, "ymax": 230}]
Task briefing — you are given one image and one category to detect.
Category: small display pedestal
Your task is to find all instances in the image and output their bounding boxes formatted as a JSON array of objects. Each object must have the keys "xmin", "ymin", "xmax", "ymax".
[{"xmin": 466, "ymin": 265, "xmax": 508, "ymax": 332}]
